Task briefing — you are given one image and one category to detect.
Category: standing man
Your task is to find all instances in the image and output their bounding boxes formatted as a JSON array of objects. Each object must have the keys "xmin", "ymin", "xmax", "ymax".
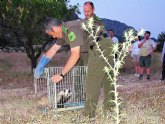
[
  {"xmin": 109, "ymin": 29, "xmax": 119, "ymax": 44},
  {"xmin": 131, "ymin": 36, "xmax": 141, "ymax": 76},
  {"xmin": 138, "ymin": 31, "xmax": 157, "ymax": 80},
  {"xmin": 82, "ymin": 1, "xmax": 114, "ymax": 119},
  {"xmin": 109, "ymin": 29, "xmax": 119, "ymax": 59},
  {"xmin": 34, "ymin": 18, "xmax": 88, "ymax": 83},
  {"xmin": 160, "ymin": 42, "xmax": 165, "ymax": 81}
]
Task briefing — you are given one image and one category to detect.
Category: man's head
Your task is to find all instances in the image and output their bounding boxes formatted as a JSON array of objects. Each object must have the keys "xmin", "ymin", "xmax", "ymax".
[
  {"xmin": 135, "ymin": 36, "xmax": 141, "ymax": 41},
  {"xmin": 144, "ymin": 31, "xmax": 151, "ymax": 39},
  {"xmin": 109, "ymin": 29, "xmax": 115, "ymax": 38},
  {"xmin": 83, "ymin": 1, "xmax": 95, "ymax": 19},
  {"xmin": 44, "ymin": 17, "xmax": 62, "ymax": 39}
]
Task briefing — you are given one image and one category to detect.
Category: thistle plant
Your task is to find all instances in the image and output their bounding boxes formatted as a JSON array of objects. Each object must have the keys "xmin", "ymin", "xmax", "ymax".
[{"xmin": 82, "ymin": 17, "xmax": 144, "ymax": 124}]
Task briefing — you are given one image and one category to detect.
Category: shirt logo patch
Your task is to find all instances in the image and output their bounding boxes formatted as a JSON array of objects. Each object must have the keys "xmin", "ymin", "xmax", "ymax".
[
  {"xmin": 62, "ymin": 26, "xmax": 68, "ymax": 34},
  {"xmin": 68, "ymin": 32, "xmax": 76, "ymax": 42}
]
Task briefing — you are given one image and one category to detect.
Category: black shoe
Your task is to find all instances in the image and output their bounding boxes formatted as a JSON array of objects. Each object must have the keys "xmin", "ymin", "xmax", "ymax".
[
  {"xmin": 139, "ymin": 74, "xmax": 143, "ymax": 80},
  {"xmin": 147, "ymin": 75, "xmax": 150, "ymax": 80}
]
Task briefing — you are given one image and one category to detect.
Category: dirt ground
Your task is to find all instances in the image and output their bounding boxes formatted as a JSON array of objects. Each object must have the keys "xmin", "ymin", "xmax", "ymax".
[{"xmin": 0, "ymin": 52, "xmax": 165, "ymax": 124}]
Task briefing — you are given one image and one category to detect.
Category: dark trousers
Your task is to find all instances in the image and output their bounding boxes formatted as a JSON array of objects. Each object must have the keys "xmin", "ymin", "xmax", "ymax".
[{"xmin": 161, "ymin": 54, "xmax": 165, "ymax": 80}]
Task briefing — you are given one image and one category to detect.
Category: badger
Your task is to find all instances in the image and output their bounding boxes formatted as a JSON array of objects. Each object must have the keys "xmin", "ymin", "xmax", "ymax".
[
  {"xmin": 37, "ymin": 89, "xmax": 72, "ymax": 108},
  {"xmin": 56, "ymin": 89, "xmax": 72, "ymax": 108}
]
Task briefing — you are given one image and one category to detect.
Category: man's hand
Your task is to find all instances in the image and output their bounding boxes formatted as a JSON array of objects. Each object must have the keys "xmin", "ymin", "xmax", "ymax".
[
  {"xmin": 34, "ymin": 44, "xmax": 61, "ymax": 79},
  {"xmin": 143, "ymin": 38, "xmax": 147, "ymax": 42},
  {"xmin": 34, "ymin": 67, "xmax": 44, "ymax": 79},
  {"xmin": 51, "ymin": 74, "xmax": 63, "ymax": 83},
  {"xmin": 34, "ymin": 54, "xmax": 51, "ymax": 79},
  {"xmin": 138, "ymin": 38, "xmax": 147, "ymax": 48}
]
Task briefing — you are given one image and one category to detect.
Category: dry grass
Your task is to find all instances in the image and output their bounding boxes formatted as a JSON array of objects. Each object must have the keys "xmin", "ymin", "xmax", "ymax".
[
  {"xmin": 0, "ymin": 51, "xmax": 165, "ymax": 124},
  {"xmin": 119, "ymin": 79, "xmax": 165, "ymax": 124}
]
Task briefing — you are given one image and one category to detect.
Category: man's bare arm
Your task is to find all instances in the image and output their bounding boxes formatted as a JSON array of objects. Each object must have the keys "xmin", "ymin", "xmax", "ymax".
[
  {"xmin": 45, "ymin": 44, "xmax": 62, "ymax": 59},
  {"xmin": 62, "ymin": 46, "xmax": 80, "ymax": 75},
  {"xmin": 51, "ymin": 46, "xmax": 80, "ymax": 83},
  {"xmin": 138, "ymin": 39, "xmax": 147, "ymax": 48}
]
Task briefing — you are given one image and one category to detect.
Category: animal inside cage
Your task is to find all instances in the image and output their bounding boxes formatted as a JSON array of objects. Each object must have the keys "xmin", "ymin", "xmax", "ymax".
[{"xmin": 35, "ymin": 66, "xmax": 87, "ymax": 111}]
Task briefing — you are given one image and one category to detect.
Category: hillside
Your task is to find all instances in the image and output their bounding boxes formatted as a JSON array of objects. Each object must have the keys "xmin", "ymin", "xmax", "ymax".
[{"xmin": 102, "ymin": 18, "xmax": 135, "ymax": 41}]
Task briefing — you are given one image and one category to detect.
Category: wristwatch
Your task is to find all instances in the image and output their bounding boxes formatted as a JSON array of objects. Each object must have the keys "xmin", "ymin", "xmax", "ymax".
[{"xmin": 60, "ymin": 73, "xmax": 65, "ymax": 78}]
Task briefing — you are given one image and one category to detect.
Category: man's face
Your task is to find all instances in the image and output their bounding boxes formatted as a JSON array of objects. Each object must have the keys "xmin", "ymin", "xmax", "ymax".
[
  {"xmin": 46, "ymin": 26, "xmax": 62, "ymax": 39},
  {"xmin": 144, "ymin": 33, "xmax": 150, "ymax": 39},
  {"xmin": 134, "ymin": 37, "xmax": 138, "ymax": 41},
  {"xmin": 83, "ymin": 4, "xmax": 94, "ymax": 19},
  {"xmin": 109, "ymin": 31, "xmax": 114, "ymax": 37}
]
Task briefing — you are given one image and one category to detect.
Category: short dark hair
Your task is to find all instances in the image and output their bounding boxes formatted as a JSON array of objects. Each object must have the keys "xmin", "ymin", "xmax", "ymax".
[
  {"xmin": 108, "ymin": 29, "xmax": 114, "ymax": 33},
  {"xmin": 145, "ymin": 31, "xmax": 151, "ymax": 36},
  {"xmin": 84, "ymin": 1, "xmax": 95, "ymax": 9},
  {"xmin": 138, "ymin": 36, "xmax": 142, "ymax": 41},
  {"xmin": 44, "ymin": 17, "xmax": 62, "ymax": 32}
]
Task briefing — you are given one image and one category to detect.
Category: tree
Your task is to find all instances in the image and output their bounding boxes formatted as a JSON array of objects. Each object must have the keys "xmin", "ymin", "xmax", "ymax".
[
  {"xmin": 0, "ymin": 0, "xmax": 79, "ymax": 70},
  {"xmin": 157, "ymin": 32, "xmax": 165, "ymax": 51}
]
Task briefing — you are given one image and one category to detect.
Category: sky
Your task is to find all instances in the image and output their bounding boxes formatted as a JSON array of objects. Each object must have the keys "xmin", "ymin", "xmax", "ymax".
[{"xmin": 69, "ymin": 0, "xmax": 165, "ymax": 38}]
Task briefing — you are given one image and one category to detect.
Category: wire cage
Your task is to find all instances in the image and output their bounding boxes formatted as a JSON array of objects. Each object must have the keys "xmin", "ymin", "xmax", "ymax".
[
  {"xmin": 34, "ymin": 70, "xmax": 48, "ymax": 95},
  {"xmin": 35, "ymin": 66, "xmax": 87, "ymax": 111}
]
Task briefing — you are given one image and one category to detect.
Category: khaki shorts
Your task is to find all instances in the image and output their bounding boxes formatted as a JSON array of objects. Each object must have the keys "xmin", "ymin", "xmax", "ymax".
[{"xmin": 132, "ymin": 54, "xmax": 140, "ymax": 62}]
